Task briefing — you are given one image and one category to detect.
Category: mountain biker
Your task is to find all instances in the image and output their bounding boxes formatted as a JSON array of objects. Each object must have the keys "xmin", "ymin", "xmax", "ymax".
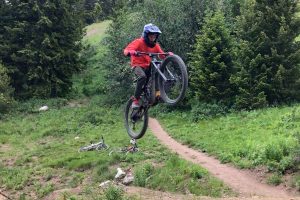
[{"xmin": 124, "ymin": 23, "xmax": 173, "ymax": 109}]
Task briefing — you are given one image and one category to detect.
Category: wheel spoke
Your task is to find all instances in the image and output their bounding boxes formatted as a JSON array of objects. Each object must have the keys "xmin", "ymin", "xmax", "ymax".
[
  {"xmin": 162, "ymin": 62, "xmax": 183, "ymax": 101},
  {"xmin": 159, "ymin": 55, "xmax": 188, "ymax": 106}
]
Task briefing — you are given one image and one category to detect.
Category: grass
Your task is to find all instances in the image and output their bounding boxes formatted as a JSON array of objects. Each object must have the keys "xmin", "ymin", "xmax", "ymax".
[
  {"xmin": 0, "ymin": 97, "xmax": 233, "ymax": 199},
  {"xmin": 134, "ymin": 155, "xmax": 231, "ymax": 197},
  {"xmin": 292, "ymin": 173, "xmax": 300, "ymax": 190},
  {"xmin": 72, "ymin": 21, "xmax": 111, "ymax": 97},
  {"xmin": 266, "ymin": 173, "xmax": 282, "ymax": 186},
  {"xmin": 155, "ymin": 104, "xmax": 300, "ymax": 175},
  {"xmin": 83, "ymin": 20, "xmax": 111, "ymax": 45}
]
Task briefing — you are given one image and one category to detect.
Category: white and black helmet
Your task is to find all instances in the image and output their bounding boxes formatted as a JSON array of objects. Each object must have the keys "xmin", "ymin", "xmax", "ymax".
[{"xmin": 142, "ymin": 23, "xmax": 161, "ymax": 47}]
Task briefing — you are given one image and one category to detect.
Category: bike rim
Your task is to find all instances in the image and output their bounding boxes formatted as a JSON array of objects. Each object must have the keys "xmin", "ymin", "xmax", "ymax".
[
  {"xmin": 126, "ymin": 106, "xmax": 147, "ymax": 138},
  {"xmin": 161, "ymin": 61, "xmax": 184, "ymax": 103}
]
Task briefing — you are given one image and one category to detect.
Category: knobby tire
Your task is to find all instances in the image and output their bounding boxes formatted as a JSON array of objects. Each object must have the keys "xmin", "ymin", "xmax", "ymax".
[
  {"xmin": 124, "ymin": 98, "xmax": 148, "ymax": 139},
  {"xmin": 159, "ymin": 55, "xmax": 188, "ymax": 106}
]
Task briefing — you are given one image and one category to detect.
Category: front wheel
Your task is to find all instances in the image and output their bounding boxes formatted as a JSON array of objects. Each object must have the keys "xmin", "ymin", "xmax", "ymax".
[
  {"xmin": 158, "ymin": 55, "xmax": 188, "ymax": 106},
  {"xmin": 124, "ymin": 98, "xmax": 148, "ymax": 139}
]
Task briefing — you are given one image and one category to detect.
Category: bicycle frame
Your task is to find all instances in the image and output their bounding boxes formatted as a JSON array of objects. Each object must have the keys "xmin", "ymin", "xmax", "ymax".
[
  {"xmin": 132, "ymin": 52, "xmax": 177, "ymax": 114},
  {"xmin": 151, "ymin": 58, "xmax": 165, "ymax": 80},
  {"xmin": 138, "ymin": 52, "xmax": 170, "ymax": 107},
  {"xmin": 145, "ymin": 53, "xmax": 172, "ymax": 82}
]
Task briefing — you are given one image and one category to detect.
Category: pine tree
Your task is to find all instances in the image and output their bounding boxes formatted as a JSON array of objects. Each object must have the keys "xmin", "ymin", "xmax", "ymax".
[
  {"xmin": 84, "ymin": 0, "xmax": 102, "ymax": 24},
  {"xmin": 0, "ymin": 0, "xmax": 38, "ymax": 98},
  {"xmin": 0, "ymin": 1, "xmax": 11, "ymax": 62},
  {"xmin": 233, "ymin": 0, "xmax": 300, "ymax": 109},
  {"xmin": 0, "ymin": 62, "xmax": 14, "ymax": 113},
  {"xmin": 189, "ymin": 11, "xmax": 236, "ymax": 106},
  {"xmin": 28, "ymin": 0, "xmax": 84, "ymax": 97},
  {"xmin": 0, "ymin": 0, "xmax": 84, "ymax": 98}
]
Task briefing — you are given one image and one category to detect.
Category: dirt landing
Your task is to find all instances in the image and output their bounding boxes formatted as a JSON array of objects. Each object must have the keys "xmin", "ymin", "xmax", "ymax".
[{"xmin": 148, "ymin": 118, "xmax": 298, "ymax": 200}]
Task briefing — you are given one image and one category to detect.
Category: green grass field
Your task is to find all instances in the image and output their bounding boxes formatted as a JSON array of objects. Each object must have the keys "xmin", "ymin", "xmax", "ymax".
[
  {"xmin": 0, "ymin": 98, "xmax": 232, "ymax": 199},
  {"xmin": 83, "ymin": 20, "xmax": 111, "ymax": 45}
]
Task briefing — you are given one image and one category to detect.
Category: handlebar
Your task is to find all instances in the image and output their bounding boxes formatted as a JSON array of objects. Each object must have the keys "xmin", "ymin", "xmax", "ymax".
[{"xmin": 135, "ymin": 51, "xmax": 170, "ymax": 58}]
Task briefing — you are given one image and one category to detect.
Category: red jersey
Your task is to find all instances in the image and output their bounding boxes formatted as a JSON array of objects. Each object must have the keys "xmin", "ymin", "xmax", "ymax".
[{"xmin": 124, "ymin": 37, "xmax": 165, "ymax": 69}]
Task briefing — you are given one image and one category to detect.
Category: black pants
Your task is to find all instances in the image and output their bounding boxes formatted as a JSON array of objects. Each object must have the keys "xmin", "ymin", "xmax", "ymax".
[{"xmin": 133, "ymin": 66, "xmax": 151, "ymax": 99}]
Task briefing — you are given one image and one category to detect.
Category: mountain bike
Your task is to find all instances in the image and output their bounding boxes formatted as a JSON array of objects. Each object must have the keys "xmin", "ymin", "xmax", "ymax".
[
  {"xmin": 78, "ymin": 136, "xmax": 109, "ymax": 152},
  {"xmin": 124, "ymin": 52, "xmax": 188, "ymax": 139}
]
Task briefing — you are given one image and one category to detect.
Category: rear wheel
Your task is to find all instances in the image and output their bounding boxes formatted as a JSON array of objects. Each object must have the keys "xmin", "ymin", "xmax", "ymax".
[
  {"xmin": 147, "ymin": 74, "xmax": 156, "ymax": 105},
  {"xmin": 158, "ymin": 55, "xmax": 188, "ymax": 106},
  {"xmin": 124, "ymin": 98, "xmax": 148, "ymax": 139}
]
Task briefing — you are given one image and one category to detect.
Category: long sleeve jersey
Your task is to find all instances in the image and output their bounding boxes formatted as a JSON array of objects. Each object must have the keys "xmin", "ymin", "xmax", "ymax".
[{"xmin": 123, "ymin": 37, "xmax": 165, "ymax": 69}]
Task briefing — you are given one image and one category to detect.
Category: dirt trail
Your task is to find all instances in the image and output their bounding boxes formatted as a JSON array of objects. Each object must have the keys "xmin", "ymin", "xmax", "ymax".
[{"xmin": 148, "ymin": 118, "xmax": 299, "ymax": 200}]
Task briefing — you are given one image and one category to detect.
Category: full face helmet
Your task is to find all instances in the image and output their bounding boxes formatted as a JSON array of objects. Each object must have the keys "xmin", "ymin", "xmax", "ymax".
[{"xmin": 142, "ymin": 23, "xmax": 162, "ymax": 47}]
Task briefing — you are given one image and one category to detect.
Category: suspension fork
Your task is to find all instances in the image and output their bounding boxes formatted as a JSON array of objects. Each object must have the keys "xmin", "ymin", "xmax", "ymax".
[{"xmin": 151, "ymin": 61, "xmax": 169, "ymax": 81}]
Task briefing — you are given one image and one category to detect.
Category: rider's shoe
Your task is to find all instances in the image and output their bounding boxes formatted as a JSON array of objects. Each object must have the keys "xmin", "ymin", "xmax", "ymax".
[
  {"xmin": 131, "ymin": 97, "xmax": 140, "ymax": 109},
  {"xmin": 155, "ymin": 90, "xmax": 160, "ymax": 97}
]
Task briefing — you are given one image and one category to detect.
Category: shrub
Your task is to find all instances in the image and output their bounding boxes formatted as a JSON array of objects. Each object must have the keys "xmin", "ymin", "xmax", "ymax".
[
  {"xmin": 293, "ymin": 131, "xmax": 300, "ymax": 172},
  {"xmin": 80, "ymin": 110, "xmax": 104, "ymax": 125},
  {"xmin": 266, "ymin": 173, "xmax": 282, "ymax": 186},
  {"xmin": 104, "ymin": 185, "xmax": 125, "ymax": 200},
  {"xmin": 264, "ymin": 138, "xmax": 298, "ymax": 172},
  {"xmin": 233, "ymin": 0, "xmax": 300, "ymax": 109},
  {"xmin": 133, "ymin": 163, "xmax": 154, "ymax": 187},
  {"xmin": 189, "ymin": 11, "xmax": 236, "ymax": 106},
  {"xmin": 0, "ymin": 63, "xmax": 14, "ymax": 114},
  {"xmin": 190, "ymin": 101, "xmax": 229, "ymax": 121},
  {"xmin": 1, "ymin": 1, "xmax": 84, "ymax": 98},
  {"xmin": 292, "ymin": 174, "xmax": 300, "ymax": 191}
]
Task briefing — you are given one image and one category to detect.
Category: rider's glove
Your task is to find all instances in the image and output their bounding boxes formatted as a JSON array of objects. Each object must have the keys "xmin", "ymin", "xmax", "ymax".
[
  {"xmin": 168, "ymin": 52, "xmax": 174, "ymax": 56},
  {"xmin": 128, "ymin": 50, "xmax": 137, "ymax": 56}
]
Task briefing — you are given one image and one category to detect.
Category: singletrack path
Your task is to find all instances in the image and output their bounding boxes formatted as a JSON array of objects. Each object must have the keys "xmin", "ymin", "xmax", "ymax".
[{"xmin": 148, "ymin": 118, "xmax": 298, "ymax": 199}]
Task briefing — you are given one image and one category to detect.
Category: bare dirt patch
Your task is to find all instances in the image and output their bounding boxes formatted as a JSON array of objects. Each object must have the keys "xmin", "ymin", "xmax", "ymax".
[
  {"xmin": 0, "ymin": 191, "xmax": 10, "ymax": 200},
  {"xmin": 86, "ymin": 28, "xmax": 97, "ymax": 37},
  {"xmin": 0, "ymin": 144, "xmax": 11, "ymax": 152},
  {"xmin": 0, "ymin": 144, "xmax": 14, "ymax": 166},
  {"xmin": 148, "ymin": 118, "xmax": 299, "ymax": 199},
  {"xmin": 2, "ymin": 158, "xmax": 16, "ymax": 167},
  {"xmin": 67, "ymin": 98, "xmax": 89, "ymax": 108}
]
